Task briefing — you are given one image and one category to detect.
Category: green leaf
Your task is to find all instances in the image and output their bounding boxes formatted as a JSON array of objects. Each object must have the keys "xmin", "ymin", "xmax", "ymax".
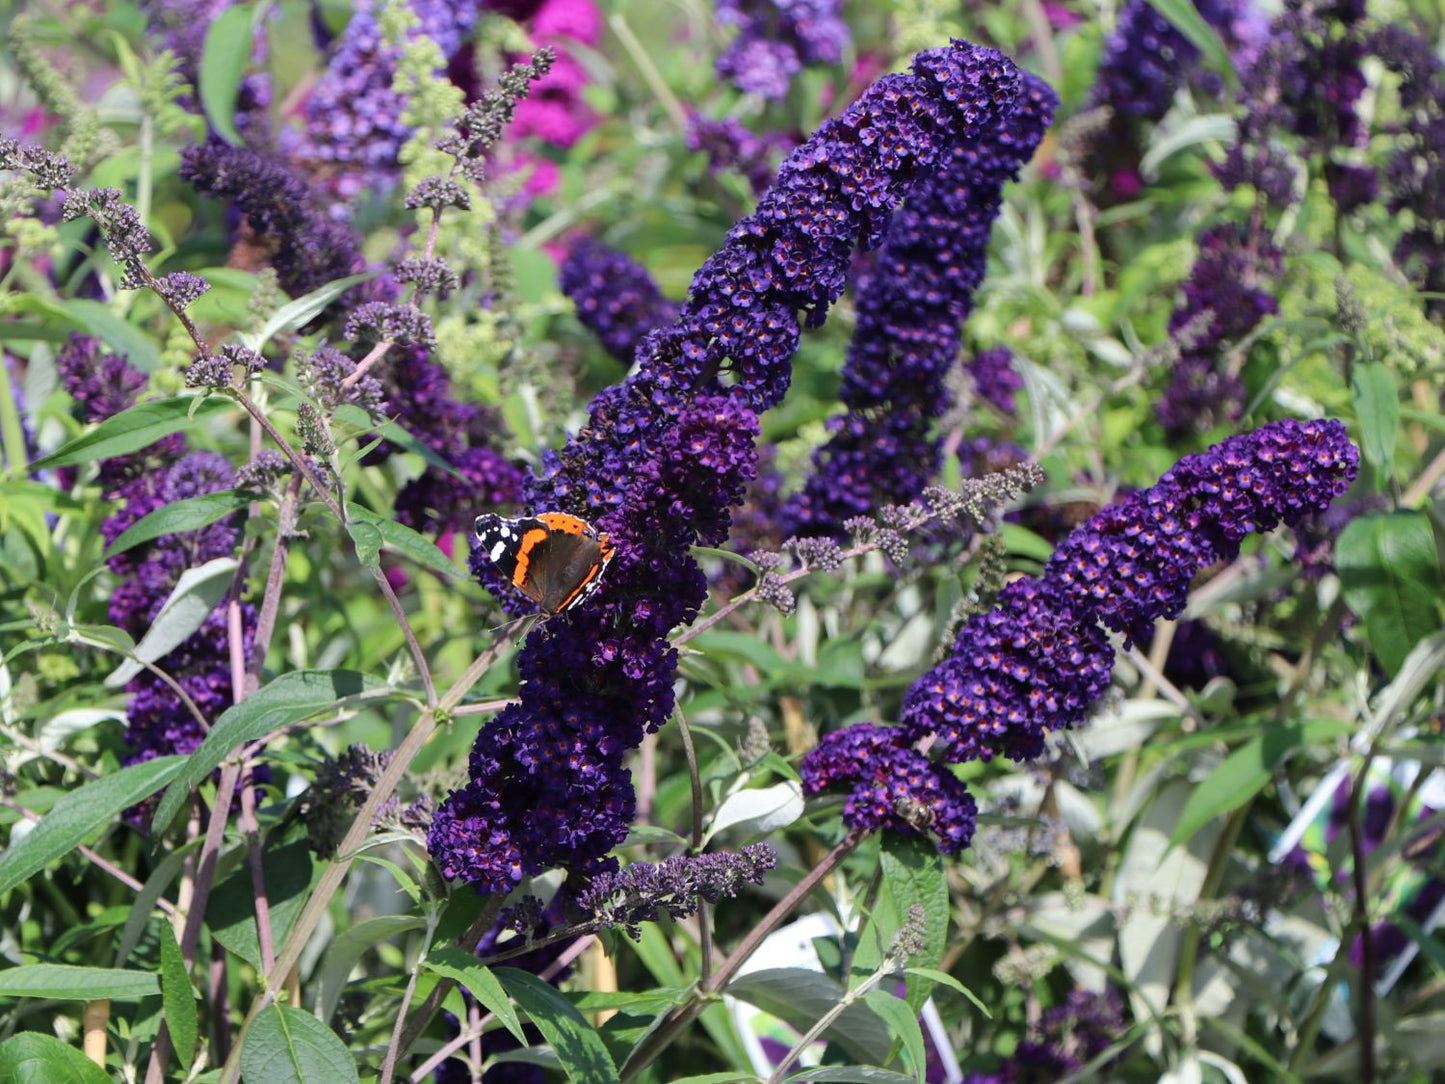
[
  {"xmin": 159, "ymin": 921, "xmax": 198, "ymax": 1067},
  {"xmin": 1144, "ymin": 0, "xmax": 1235, "ymax": 90},
  {"xmin": 104, "ymin": 490, "xmax": 257, "ymax": 560},
  {"xmin": 496, "ymin": 967, "xmax": 620, "ymax": 1084},
  {"xmin": 724, "ymin": 968, "xmax": 891, "ymax": 1065},
  {"xmin": 1167, "ymin": 722, "xmax": 1358, "ymax": 849},
  {"xmin": 65, "ymin": 298, "xmax": 163, "ymax": 373},
  {"xmin": 0, "ymin": 1032, "xmax": 111, "ymax": 1083},
  {"xmin": 104, "ymin": 557, "xmax": 239, "ymax": 687},
  {"xmin": 199, "ymin": 5, "xmax": 254, "ymax": 147},
  {"xmin": 345, "ymin": 505, "xmax": 458, "ymax": 578},
  {"xmin": 0, "ymin": 756, "xmax": 185, "ymax": 895},
  {"xmin": 1351, "ymin": 363, "xmax": 1399, "ymax": 475},
  {"xmin": 345, "ymin": 519, "xmax": 384, "ymax": 569},
  {"xmin": 152, "ymin": 670, "xmax": 391, "ymax": 832},
  {"xmin": 859, "ymin": 840, "xmax": 947, "ymax": 1016},
  {"xmin": 901, "ymin": 968, "xmax": 990, "ymax": 1017},
  {"xmin": 788, "ymin": 1069, "xmax": 917, "ymax": 1083},
  {"xmin": 245, "ymin": 273, "xmax": 375, "ymax": 351},
  {"xmin": 0, "ymin": 964, "xmax": 159, "ymax": 1000},
  {"xmin": 863, "ymin": 989, "xmax": 926, "ymax": 1084},
  {"xmin": 316, "ymin": 915, "xmax": 426, "ymax": 1024},
  {"xmin": 1170, "ymin": 719, "xmax": 1353, "ymax": 845},
  {"xmin": 31, "ymin": 396, "xmax": 232, "ymax": 470},
  {"xmin": 208, "ymin": 839, "xmax": 316, "ymax": 972},
  {"xmin": 240, "ymin": 1003, "xmax": 360, "ymax": 1084},
  {"xmin": 1337, "ymin": 513, "xmax": 1445, "ymax": 677},
  {"xmin": 426, "ymin": 950, "xmax": 527, "ymax": 1046}
]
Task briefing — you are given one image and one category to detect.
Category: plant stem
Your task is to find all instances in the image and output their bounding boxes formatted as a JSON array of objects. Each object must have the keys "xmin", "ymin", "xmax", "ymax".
[
  {"xmin": 379, "ymin": 908, "xmax": 441, "ymax": 1084},
  {"xmin": 1345, "ymin": 754, "xmax": 1379, "ymax": 1083}
]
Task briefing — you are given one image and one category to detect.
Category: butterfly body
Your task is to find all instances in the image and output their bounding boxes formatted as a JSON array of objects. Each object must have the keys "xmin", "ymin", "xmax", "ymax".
[{"xmin": 474, "ymin": 512, "xmax": 615, "ymax": 617}]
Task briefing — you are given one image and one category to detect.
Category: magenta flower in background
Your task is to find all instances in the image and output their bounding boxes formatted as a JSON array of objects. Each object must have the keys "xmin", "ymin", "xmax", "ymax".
[{"xmin": 430, "ymin": 40, "xmax": 1029, "ymax": 891}]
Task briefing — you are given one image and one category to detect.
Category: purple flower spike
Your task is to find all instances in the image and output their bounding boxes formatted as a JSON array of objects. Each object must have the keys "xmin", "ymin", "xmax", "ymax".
[
  {"xmin": 783, "ymin": 72, "xmax": 1056, "ymax": 537},
  {"xmin": 429, "ymin": 40, "xmax": 1028, "ymax": 892},
  {"xmin": 898, "ymin": 419, "xmax": 1358, "ymax": 766},
  {"xmin": 967, "ymin": 346, "xmax": 1022, "ymax": 415},
  {"xmin": 1156, "ymin": 224, "xmax": 1281, "ymax": 439},
  {"xmin": 179, "ymin": 141, "xmax": 364, "ymax": 299},
  {"xmin": 558, "ymin": 240, "xmax": 679, "ymax": 363},
  {"xmin": 800, "ymin": 724, "xmax": 979, "ymax": 853}
]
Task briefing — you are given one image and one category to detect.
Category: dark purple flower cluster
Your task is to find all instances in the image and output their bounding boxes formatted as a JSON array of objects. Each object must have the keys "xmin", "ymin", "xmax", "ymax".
[
  {"xmin": 894, "ymin": 419, "xmax": 1358, "ymax": 767},
  {"xmin": 964, "ymin": 989, "xmax": 1127, "ymax": 1083},
  {"xmin": 1084, "ymin": 0, "xmax": 1262, "ymax": 196},
  {"xmin": 966, "ymin": 346, "xmax": 1021, "ymax": 415},
  {"xmin": 800, "ymin": 725, "xmax": 978, "ymax": 852},
  {"xmin": 178, "ymin": 140, "xmax": 365, "ymax": 299},
  {"xmin": 56, "ymin": 335, "xmax": 250, "ymax": 779},
  {"xmin": 395, "ymin": 445, "xmax": 525, "ymax": 537},
  {"xmin": 1371, "ymin": 27, "xmax": 1445, "ymax": 314},
  {"xmin": 297, "ymin": 744, "xmax": 434, "ymax": 856},
  {"xmin": 429, "ymin": 41, "xmax": 1029, "ymax": 892},
  {"xmin": 372, "ymin": 340, "xmax": 526, "ymax": 537},
  {"xmin": 1215, "ymin": 0, "xmax": 1368, "ymax": 206},
  {"xmin": 573, "ymin": 843, "xmax": 777, "ymax": 938},
  {"xmin": 782, "ymin": 72, "xmax": 1056, "ymax": 538},
  {"xmin": 715, "ymin": 0, "xmax": 849, "ymax": 100},
  {"xmin": 1156, "ymin": 224, "xmax": 1281, "ymax": 439},
  {"xmin": 293, "ymin": 0, "xmax": 482, "ymax": 197},
  {"xmin": 1092, "ymin": 0, "xmax": 1206, "ymax": 121},
  {"xmin": 687, "ymin": 115, "xmax": 794, "ymax": 197},
  {"xmin": 558, "ymin": 240, "xmax": 679, "ymax": 363},
  {"xmin": 56, "ymin": 334, "xmax": 146, "ymax": 425}
]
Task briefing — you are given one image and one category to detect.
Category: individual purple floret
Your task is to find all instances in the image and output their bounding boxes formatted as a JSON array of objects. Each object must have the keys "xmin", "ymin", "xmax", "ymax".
[
  {"xmin": 574, "ymin": 844, "xmax": 777, "ymax": 938},
  {"xmin": 1155, "ymin": 224, "xmax": 1281, "ymax": 439},
  {"xmin": 967, "ymin": 346, "xmax": 1022, "ymax": 415},
  {"xmin": 429, "ymin": 41, "xmax": 1028, "ymax": 893},
  {"xmin": 558, "ymin": 240, "xmax": 679, "ymax": 363},
  {"xmin": 715, "ymin": 0, "xmax": 849, "ymax": 100},
  {"xmin": 894, "ymin": 418, "xmax": 1358, "ymax": 766},
  {"xmin": 686, "ymin": 115, "xmax": 794, "ymax": 197},
  {"xmin": 178, "ymin": 141, "xmax": 365, "ymax": 299},
  {"xmin": 800, "ymin": 725, "xmax": 979, "ymax": 853},
  {"xmin": 782, "ymin": 72, "xmax": 1055, "ymax": 538}
]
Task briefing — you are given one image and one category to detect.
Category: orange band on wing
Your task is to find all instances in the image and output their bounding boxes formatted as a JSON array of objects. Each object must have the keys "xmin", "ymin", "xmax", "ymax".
[
  {"xmin": 511, "ymin": 527, "xmax": 549, "ymax": 588},
  {"xmin": 537, "ymin": 512, "xmax": 588, "ymax": 535}
]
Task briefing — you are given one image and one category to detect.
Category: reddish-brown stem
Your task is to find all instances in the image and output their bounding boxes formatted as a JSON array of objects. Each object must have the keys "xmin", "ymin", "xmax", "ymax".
[{"xmin": 249, "ymin": 473, "xmax": 303, "ymax": 687}]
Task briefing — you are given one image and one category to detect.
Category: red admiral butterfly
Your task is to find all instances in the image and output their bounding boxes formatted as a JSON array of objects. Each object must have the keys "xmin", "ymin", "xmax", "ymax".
[{"xmin": 474, "ymin": 512, "xmax": 616, "ymax": 617}]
